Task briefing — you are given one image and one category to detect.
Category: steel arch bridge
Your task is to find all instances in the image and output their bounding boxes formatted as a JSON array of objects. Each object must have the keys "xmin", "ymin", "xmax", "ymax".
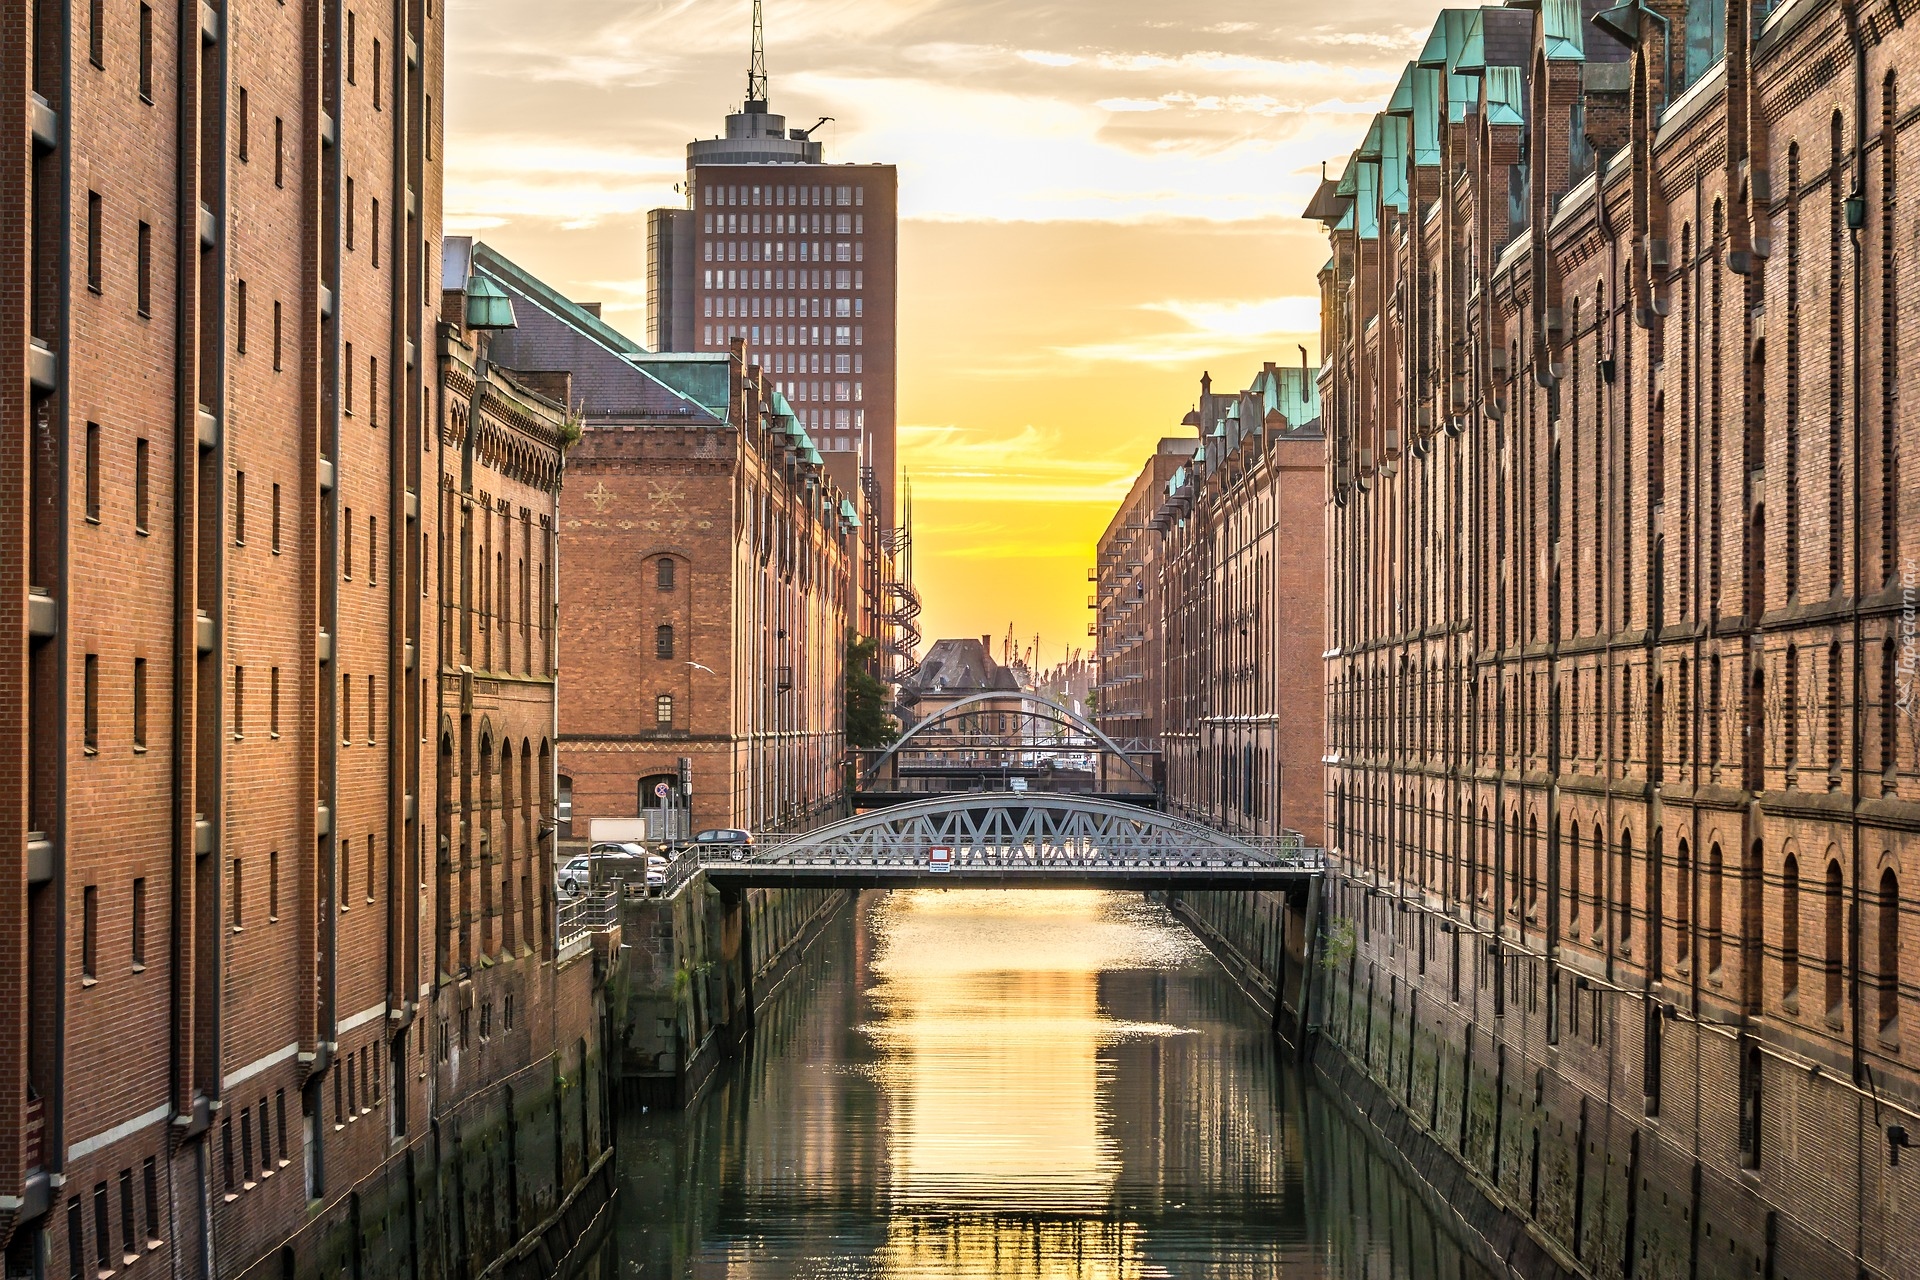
[
  {"xmin": 670, "ymin": 792, "xmax": 1323, "ymax": 891},
  {"xmin": 857, "ymin": 691, "xmax": 1157, "ymax": 795}
]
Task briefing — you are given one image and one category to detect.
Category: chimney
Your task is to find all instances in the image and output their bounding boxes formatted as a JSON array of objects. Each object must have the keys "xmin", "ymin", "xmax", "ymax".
[
  {"xmin": 980, "ymin": 634, "xmax": 991, "ymax": 652},
  {"xmin": 1200, "ymin": 370, "xmax": 1212, "ymax": 398}
]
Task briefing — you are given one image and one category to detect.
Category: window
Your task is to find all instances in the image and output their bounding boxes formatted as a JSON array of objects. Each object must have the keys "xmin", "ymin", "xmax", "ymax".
[
  {"xmin": 85, "ymin": 423, "xmax": 101, "ymax": 521},
  {"xmin": 269, "ymin": 850, "xmax": 280, "ymax": 921},
  {"xmin": 343, "ymin": 505, "xmax": 353, "ymax": 576},
  {"xmin": 341, "ymin": 674, "xmax": 351, "ymax": 745},
  {"xmin": 236, "ymin": 279, "xmax": 247, "ymax": 353},
  {"xmin": 274, "ymin": 118, "xmax": 284, "ymax": 188},
  {"xmin": 371, "ymin": 200, "xmax": 380, "ymax": 267},
  {"xmin": 366, "ymin": 674, "xmax": 375, "ymax": 744},
  {"xmin": 132, "ymin": 658, "xmax": 146, "ymax": 750},
  {"xmin": 271, "ymin": 484, "xmax": 281, "ymax": 552},
  {"xmin": 138, "ymin": 4, "xmax": 152, "ymax": 99},
  {"xmin": 84, "ymin": 654, "xmax": 99, "ymax": 752},
  {"xmin": 1783, "ymin": 853, "xmax": 1801, "ymax": 1000},
  {"xmin": 657, "ymin": 557, "xmax": 675, "ymax": 591},
  {"xmin": 232, "ymin": 666, "xmax": 244, "ymax": 739},
  {"xmin": 256, "ymin": 1099, "xmax": 270, "ymax": 1171},
  {"xmin": 136, "ymin": 221, "xmax": 151, "ymax": 316},
  {"xmin": 1825, "ymin": 859, "xmax": 1844, "ymax": 1016},
  {"xmin": 233, "ymin": 470, "xmax": 246, "ymax": 543},
  {"xmin": 119, "ymin": 1170, "xmax": 134, "ymax": 1258},
  {"xmin": 656, "ymin": 624, "xmax": 674, "ymax": 659},
  {"xmin": 67, "ymin": 1197, "xmax": 82, "ymax": 1280},
  {"xmin": 368, "ymin": 515, "xmax": 377, "ymax": 582},
  {"xmin": 338, "ymin": 839, "xmax": 349, "ymax": 910},
  {"xmin": 89, "ymin": 0, "xmax": 103, "ymax": 65},
  {"xmin": 344, "ymin": 343, "xmax": 354, "ymax": 415},
  {"xmin": 373, "ymin": 39, "xmax": 382, "ymax": 109},
  {"xmin": 1880, "ymin": 867, "xmax": 1901, "ymax": 1035},
  {"xmin": 141, "ymin": 1158, "xmax": 159, "ymax": 1241},
  {"xmin": 82, "ymin": 885, "xmax": 98, "ymax": 980},
  {"xmin": 93, "ymin": 1184, "xmax": 109, "ymax": 1273},
  {"xmin": 347, "ymin": 11, "xmax": 357, "ymax": 82},
  {"xmin": 274, "ymin": 1091, "xmax": 288, "ymax": 1163},
  {"xmin": 231, "ymin": 858, "xmax": 243, "ymax": 930},
  {"xmin": 87, "ymin": 192, "xmax": 102, "ymax": 292},
  {"xmin": 656, "ymin": 694, "xmax": 673, "ymax": 727},
  {"xmin": 131, "ymin": 877, "xmax": 146, "ymax": 968},
  {"xmin": 365, "ymin": 831, "xmax": 375, "ymax": 902},
  {"xmin": 237, "ymin": 87, "xmax": 249, "ymax": 161},
  {"xmin": 134, "ymin": 438, "xmax": 150, "ymax": 532},
  {"xmin": 345, "ymin": 177, "xmax": 354, "ymax": 250}
]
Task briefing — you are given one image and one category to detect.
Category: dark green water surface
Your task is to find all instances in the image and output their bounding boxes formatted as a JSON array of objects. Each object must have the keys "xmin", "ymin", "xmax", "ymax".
[{"xmin": 604, "ymin": 889, "xmax": 1494, "ymax": 1279}]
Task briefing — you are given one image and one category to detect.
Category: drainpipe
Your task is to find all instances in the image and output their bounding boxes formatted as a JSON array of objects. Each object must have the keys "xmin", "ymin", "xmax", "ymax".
[{"xmin": 1843, "ymin": 7, "xmax": 1871, "ymax": 1243}]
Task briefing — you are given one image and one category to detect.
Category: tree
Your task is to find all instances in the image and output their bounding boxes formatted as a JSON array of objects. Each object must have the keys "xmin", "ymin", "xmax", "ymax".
[{"xmin": 845, "ymin": 635, "xmax": 899, "ymax": 749}]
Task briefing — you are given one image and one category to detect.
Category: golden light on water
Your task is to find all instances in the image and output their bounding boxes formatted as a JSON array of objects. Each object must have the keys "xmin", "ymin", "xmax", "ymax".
[{"xmin": 863, "ymin": 891, "xmax": 1196, "ymax": 1277}]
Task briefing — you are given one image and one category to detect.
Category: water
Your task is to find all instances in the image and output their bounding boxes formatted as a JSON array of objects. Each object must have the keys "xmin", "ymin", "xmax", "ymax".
[{"xmin": 604, "ymin": 889, "xmax": 1494, "ymax": 1279}]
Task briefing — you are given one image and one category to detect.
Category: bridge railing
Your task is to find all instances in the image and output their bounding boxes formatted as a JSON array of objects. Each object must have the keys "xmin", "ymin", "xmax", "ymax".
[
  {"xmin": 667, "ymin": 837, "xmax": 1326, "ymax": 878},
  {"xmin": 555, "ymin": 887, "xmax": 620, "ymax": 950}
]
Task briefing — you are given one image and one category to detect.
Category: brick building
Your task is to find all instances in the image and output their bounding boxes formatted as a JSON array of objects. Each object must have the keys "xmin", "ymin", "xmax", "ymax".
[
  {"xmin": 2, "ymin": 12, "xmax": 608, "ymax": 1280},
  {"xmin": 1094, "ymin": 365, "xmax": 1325, "ymax": 838},
  {"xmin": 1315, "ymin": 1, "xmax": 1919, "ymax": 1274},
  {"xmin": 1091, "ymin": 440, "xmax": 1186, "ymax": 753},
  {"xmin": 471, "ymin": 245, "xmax": 855, "ymax": 839}
]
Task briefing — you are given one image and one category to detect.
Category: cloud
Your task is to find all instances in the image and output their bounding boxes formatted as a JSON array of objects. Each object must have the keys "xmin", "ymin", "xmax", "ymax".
[
  {"xmin": 901, "ymin": 423, "xmax": 1140, "ymax": 506},
  {"xmin": 1048, "ymin": 295, "xmax": 1322, "ymax": 367}
]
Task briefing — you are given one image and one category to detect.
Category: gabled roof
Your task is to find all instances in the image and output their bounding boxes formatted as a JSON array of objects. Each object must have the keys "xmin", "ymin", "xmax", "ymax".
[{"xmin": 469, "ymin": 242, "xmax": 718, "ymax": 425}]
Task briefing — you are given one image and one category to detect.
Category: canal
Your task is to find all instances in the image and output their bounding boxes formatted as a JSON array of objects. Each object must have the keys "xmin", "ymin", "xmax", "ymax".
[{"xmin": 603, "ymin": 889, "xmax": 1496, "ymax": 1279}]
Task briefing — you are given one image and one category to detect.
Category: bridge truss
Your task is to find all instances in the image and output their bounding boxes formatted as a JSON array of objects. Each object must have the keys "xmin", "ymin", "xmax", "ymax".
[{"xmin": 668, "ymin": 792, "xmax": 1323, "ymax": 891}]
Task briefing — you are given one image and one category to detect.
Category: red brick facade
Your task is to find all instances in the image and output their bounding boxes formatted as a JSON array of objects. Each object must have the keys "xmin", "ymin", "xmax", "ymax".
[
  {"xmin": 1094, "ymin": 365, "xmax": 1326, "ymax": 840},
  {"xmin": 1317, "ymin": 2, "xmax": 1919, "ymax": 1273},
  {"xmin": 3, "ymin": 8, "xmax": 606, "ymax": 1279},
  {"xmin": 556, "ymin": 348, "xmax": 855, "ymax": 839}
]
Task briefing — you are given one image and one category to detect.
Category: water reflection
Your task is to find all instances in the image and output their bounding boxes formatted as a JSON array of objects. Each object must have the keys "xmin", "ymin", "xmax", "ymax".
[{"xmin": 606, "ymin": 890, "xmax": 1491, "ymax": 1280}]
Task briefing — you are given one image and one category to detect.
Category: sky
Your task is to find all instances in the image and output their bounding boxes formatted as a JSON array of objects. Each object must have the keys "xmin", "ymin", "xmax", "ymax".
[{"xmin": 444, "ymin": 0, "xmax": 1444, "ymax": 668}]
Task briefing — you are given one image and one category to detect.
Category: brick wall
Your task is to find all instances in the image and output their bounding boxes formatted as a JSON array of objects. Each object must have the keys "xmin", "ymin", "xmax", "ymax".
[{"xmin": 1316, "ymin": 3, "xmax": 1920, "ymax": 1276}]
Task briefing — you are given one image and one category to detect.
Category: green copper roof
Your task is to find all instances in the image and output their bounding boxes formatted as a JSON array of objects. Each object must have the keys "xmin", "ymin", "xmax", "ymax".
[
  {"xmin": 1335, "ymin": 155, "xmax": 1358, "ymax": 198},
  {"xmin": 803, "ymin": 444, "xmax": 824, "ymax": 466},
  {"xmin": 1484, "ymin": 65, "xmax": 1526, "ymax": 127},
  {"xmin": 1358, "ymin": 115, "xmax": 1384, "ymax": 161},
  {"xmin": 1354, "ymin": 160, "xmax": 1380, "ymax": 239},
  {"xmin": 1412, "ymin": 66, "xmax": 1443, "ymax": 165},
  {"xmin": 629, "ymin": 353, "xmax": 731, "ymax": 418},
  {"xmin": 1380, "ymin": 115, "xmax": 1409, "ymax": 211},
  {"xmin": 1387, "ymin": 64, "xmax": 1415, "ymax": 115},
  {"xmin": 838, "ymin": 498, "xmax": 860, "ymax": 527},
  {"xmin": 1544, "ymin": 0, "xmax": 1587, "ymax": 59}
]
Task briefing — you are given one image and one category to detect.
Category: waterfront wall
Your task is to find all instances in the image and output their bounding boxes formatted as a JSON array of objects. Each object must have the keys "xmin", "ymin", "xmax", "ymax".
[
  {"xmin": 223, "ymin": 943, "xmax": 616, "ymax": 1280},
  {"xmin": 1176, "ymin": 870, "xmax": 1918, "ymax": 1279},
  {"xmin": 614, "ymin": 881, "xmax": 847, "ymax": 1105}
]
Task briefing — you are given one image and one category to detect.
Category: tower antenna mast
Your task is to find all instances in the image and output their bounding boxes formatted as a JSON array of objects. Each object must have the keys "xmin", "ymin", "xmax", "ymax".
[{"xmin": 746, "ymin": 0, "xmax": 769, "ymax": 109}]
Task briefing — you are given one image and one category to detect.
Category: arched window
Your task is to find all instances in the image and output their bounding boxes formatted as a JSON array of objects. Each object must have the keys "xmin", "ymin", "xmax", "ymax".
[
  {"xmin": 1676, "ymin": 839, "xmax": 1692, "ymax": 967},
  {"xmin": 1568, "ymin": 823, "xmax": 1582, "ymax": 928},
  {"xmin": 656, "ymin": 556, "xmax": 675, "ymax": 591},
  {"xmin": 1825, "ymin": 858, "xmax": 1845, "ymax": 1016},
  {"xmin": 1879, "ymin": 867, "xmax": 1901, "ymax": 1036},
  {"xmin": 1619, "ymin": 829, "xmax": 1635, "ymax": 944},
  {"xmin": 1707, "ymin": 843, "xmax": 1725, "ymax": 975},
  {"xmin": 655, "ymin": 694, "xmax": 674, "ymax": 727},
  {"xmin": 1783, "ymin": 853, "xmax": 1802, "ymax": 1001},
  {"xmin": 656, "ymin": 624, "xmax": 675, "ymax": 660},
  {"xmin": 1592, "ymin": 824, "xmax": 1606, "ymax": 937}
]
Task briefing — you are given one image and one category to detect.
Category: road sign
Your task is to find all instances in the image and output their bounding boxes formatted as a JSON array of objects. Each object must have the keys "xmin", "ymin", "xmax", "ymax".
[
  {"xmin": 1009, "ymin": 777, "xmax": 1028, "ymax": 792},
  {"xmin": 654, "ymin": 782, "xmax": 671, "ymax": 800},
  {"xmin": 927, "ymin": 845, "xmax": 953, "ymax": 873}
]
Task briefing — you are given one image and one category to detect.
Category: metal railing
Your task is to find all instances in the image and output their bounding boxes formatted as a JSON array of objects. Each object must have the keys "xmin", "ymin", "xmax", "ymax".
[{"xmin": 555, "ymin": 888, "xmax": 620, "ymax": 950}]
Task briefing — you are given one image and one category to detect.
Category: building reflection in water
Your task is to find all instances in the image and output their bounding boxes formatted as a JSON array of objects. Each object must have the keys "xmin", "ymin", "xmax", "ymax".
[{"xmin": 605, "ymin": 890, "xmax": 1494, "ymax": 1280}]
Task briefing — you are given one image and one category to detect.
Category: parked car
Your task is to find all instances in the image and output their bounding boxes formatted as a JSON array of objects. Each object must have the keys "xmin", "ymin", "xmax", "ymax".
[
  {"xmin": 667, "ymin": 828, "xmax": 755, "ymax": 860},
  {"xmin": 557, "ymin": 844, "xmax": 646, "ymax": 896}
]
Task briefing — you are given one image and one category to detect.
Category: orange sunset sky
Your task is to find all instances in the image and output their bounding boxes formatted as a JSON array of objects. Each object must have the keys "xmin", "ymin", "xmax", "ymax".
[{"xmin": 446, "ymin": 0, "xmax": 1446, "ymax": 665}]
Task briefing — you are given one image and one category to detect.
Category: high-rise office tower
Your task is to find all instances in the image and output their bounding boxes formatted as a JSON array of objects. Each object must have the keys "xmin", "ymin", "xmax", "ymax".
[{"xmin": 646, "ymin": 0, "xmax": 899, "ymax": 529}]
